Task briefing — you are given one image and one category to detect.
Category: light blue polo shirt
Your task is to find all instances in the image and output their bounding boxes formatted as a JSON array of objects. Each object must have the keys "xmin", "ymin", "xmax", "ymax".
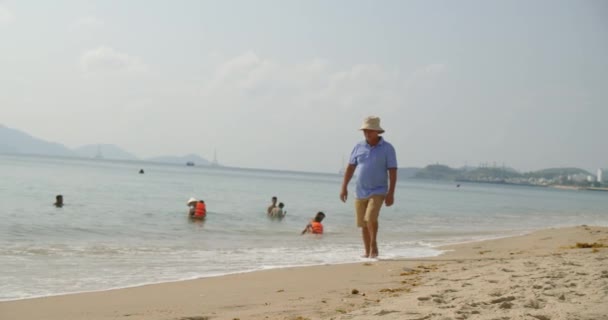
[{"xmin": 349, "ymin": 137, "xmax": 398, "ymax": 199}]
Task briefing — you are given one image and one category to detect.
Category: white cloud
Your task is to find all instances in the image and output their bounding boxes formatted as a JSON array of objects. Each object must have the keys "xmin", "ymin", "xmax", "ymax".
[
  {"xmin": 404, "ymin": 63, "xmax": 446, "ymax": 88},
  {"xmin": 79, "ymin": 46, "xmax": 148, "ymax": 74},
  {"xmin": 203, "ymin": 53, "xmax": 410, "ymax": 101},
  {"xmin": 61, "ymin": 49, "xmax": 448, "ymax": 171},
  {"xmin": 0, "ymin": 5, "xmax": 15, "ymax": 25},
  {"xmin": 423, "ymin": 63, "xmax": 446, "ymax": 75},
  {"xmin": 73, "ymin": 16, "xmax": 104, "ymax": 29},
  {"xmin": 178, "ymin": 52, "xmax": 448, "ymax": 170},
  {"xmin": 195, "ymin": 52, "xmax": 446, "ymax": 120}
]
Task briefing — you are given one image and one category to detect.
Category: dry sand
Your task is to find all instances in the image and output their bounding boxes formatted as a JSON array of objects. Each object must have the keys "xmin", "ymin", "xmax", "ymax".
[{"xmin": 1, "ymin": 225, "xmax": 607, "ymax": 320}]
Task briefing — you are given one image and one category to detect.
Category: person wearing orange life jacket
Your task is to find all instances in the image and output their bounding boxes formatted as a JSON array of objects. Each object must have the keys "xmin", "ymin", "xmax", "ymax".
[
  {"xmin": 187, "ymin": 197, "xmax": 207, "ymax": 219},
  {"xmin": 301, "ymin": 211, "xmax": 326, "ymax": 235}
]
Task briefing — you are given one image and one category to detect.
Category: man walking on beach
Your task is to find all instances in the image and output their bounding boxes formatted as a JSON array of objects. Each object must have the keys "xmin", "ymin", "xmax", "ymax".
[{"xmin": 340, "ymin": 116, "xmax": 397, "ymax": 258}]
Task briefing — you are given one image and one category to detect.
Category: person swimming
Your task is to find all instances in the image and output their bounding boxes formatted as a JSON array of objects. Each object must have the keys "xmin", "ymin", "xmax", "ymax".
[
  {"xmin": 54, "ymin": 195, "xmax": 63, "ymax": 208},
  {"xmin": 187, "ymin": 197, "xmax": 206, "ymax": 219},
  {"xmin": 267, "ymin": 196, "xmax": 278, "ymax": 215},
  {"xmin": 270, "ymin": 202, "xmax": 286, "ymax": 219},
  {"xmin": 301, "ymin": 211, "xmax": 325, "ymax": 235}
]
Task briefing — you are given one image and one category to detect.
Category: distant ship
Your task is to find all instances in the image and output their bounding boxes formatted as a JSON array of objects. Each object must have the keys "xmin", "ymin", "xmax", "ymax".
[{"xmin": 186, "ymin": 161, "xmax": 195, "ymax": 166}]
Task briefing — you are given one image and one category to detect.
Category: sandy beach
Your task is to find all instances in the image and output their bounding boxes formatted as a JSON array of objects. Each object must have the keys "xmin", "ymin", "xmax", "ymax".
[{"xmin": 1, "ymin": 225, "xmax": 607, "ymax": 320}]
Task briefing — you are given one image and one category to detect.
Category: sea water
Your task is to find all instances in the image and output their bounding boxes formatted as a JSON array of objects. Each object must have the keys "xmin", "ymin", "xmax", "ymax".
[{"xmin": 1, "ymin": 154, "xmax": 607, "ymax": 301}]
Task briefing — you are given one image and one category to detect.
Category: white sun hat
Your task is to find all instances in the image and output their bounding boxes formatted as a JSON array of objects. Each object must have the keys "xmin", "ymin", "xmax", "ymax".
[{"xmin": 359, "ymin": 116, "xmax": 385, "ymax": 133}]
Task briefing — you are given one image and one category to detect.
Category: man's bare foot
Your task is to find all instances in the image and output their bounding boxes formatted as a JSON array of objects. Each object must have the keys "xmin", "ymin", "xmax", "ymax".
[
  {"xmin": 370, "ymin": 244, "xmax": 378, "ymax": 258},
  {"xmin": 361, "ymin": 253, "xmax": 370, "ymax": 258}
]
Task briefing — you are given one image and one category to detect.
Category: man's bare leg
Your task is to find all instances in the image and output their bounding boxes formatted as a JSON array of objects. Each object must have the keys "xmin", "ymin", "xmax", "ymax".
[
  {"xmin": 368, "ymin": 220, "xmax": 379, "ymax": 258},
  {"xmin": 361, "ymin": 226, "xmax": 371, "ymax": 258}
]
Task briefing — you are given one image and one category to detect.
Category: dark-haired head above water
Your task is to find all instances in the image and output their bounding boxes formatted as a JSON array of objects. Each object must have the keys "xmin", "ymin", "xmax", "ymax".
[{"xmin": 54, "ymin": 195, "xmax": 63, "ymax": 208}]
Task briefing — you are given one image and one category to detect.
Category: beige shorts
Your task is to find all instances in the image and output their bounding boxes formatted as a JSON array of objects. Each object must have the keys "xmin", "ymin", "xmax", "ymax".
[{"xmin": 355, "ymin": 195, "xmax": 385, "ymax": 227}]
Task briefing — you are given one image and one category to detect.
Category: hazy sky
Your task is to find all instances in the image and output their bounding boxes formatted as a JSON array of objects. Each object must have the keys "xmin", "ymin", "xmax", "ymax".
[{"xmin": 1, "ymin": 0, "xmax": 607, "ymax": 173}]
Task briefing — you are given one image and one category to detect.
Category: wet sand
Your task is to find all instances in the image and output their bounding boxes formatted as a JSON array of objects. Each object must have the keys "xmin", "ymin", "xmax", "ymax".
[{"xmin": 1, "ymin": 225, "xmax": 607, "ymax": 320}]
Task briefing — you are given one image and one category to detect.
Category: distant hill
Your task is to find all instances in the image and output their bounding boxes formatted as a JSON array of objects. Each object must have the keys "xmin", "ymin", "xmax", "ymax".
[
  {"xmin": 524, "ymin": 167, "xmax": 592, "ymax": 179},
  {"xmin": 414, "ymin": 164, "xmax": 461, "ymax": 180},
  {"xmin": 146, "ymin": 154, "xmax": 210, "ymax": 166},
  {"xmin": 413, "ymin": 165, "xmax": 521, "ymax": 181},
  {"xmin": 398, "ymin": 167, "xmax": 421, "ymax": 179},
  {"xmin": 411, "ymin": 164, "xmax": 595, "ymax": 184},
  {"xmin": 74, "ymin": 144, "xmax": 138, "ymax": 160},
  {"xmin": 0, "ymin": 124, "xmax": 76, "ymax": 157},
  {"xmin": 464, "ymin": 167, "xmax": 522, "ymax": 180},
  {"xmin": 0, "ymin": 124, "xmax": 215, "ymax": 165}
]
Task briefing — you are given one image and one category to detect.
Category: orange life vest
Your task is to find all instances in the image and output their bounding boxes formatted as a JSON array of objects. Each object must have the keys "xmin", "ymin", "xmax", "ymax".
[
  {"xmin": 311, "ymin": 221, "xmax": 323, "ymax": 234},
  {"xmin": 194, "ymin": 202, "xmax": 206, "ymax": 218}
]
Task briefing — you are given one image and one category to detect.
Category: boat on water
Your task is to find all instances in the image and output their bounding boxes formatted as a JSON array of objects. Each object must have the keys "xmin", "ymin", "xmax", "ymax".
[{"xmin": 186, "ymin": 161, "xmax": 195, "ymax": 166}]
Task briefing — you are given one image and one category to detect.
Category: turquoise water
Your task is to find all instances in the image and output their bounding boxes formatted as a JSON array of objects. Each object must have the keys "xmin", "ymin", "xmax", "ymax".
[{"xmin": 1, "ymin": 154, "xmax": 607, "ymax": 301}]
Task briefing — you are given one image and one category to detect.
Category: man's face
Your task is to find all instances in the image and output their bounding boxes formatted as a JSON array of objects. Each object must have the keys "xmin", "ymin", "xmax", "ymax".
[
  {"xmin": 272, "ymin": 197, "xmax": 277, "ymax": 204},
  {"xmin": 363, "ymin": 129, "xmax": 380, "ymax": 142}
]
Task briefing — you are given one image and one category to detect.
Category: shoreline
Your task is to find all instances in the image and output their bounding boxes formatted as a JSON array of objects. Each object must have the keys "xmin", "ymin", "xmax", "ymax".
[
  {"xmin": 0, "ymin": 249, "xmax": 448, "ymax": 304},
  {"xmin": 0, "ymin": 228, "xmax": 533, "ymax": 303},
  {"xmin": 1, "ymin": 225, "xmax": 607, "ymax": 319}
]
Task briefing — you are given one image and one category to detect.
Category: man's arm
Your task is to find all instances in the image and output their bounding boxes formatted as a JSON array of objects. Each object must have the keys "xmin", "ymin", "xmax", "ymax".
[
  {"xmin": 340, "ymin": 164, "xmax": 357, "ymax": 202},
  {"xmin": 385, "ymin": 168, "xmax": 397, "ymax": 206}
]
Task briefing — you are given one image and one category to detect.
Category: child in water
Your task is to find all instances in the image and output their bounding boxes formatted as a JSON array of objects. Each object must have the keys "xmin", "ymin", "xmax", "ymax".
[
  {"xmin": 270, "ymin": 202, "xmax": 286, "ymax": 218},
  {"xmin": 301, "ymin": 211, "xmax": 325, "ymax": 235},
  {"xmin": 187, "ymin": 197, "xmax": 206, "ymax": 219}
]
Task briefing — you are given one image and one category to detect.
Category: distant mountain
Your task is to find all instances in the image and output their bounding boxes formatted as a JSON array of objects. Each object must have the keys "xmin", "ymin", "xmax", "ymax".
[
  {"xmin": 464, "ymin": 167, "xmax": 522, "ymax": 180},
  {"xmin": 146, "ymin": 153, "xmax": 210, "ymax": 166},
  {"xmin": 0, "ymin": 124, "xmax": 76, "ymax": 157},
  {"xmin": 414, "ymin": 164, "xmax": 461, "ymax": 180},
  {"xmin": 0, "ymin": 124, "xmax": 216, "ymax": 165},
  {"xmin": 74, "ymin": 144, "xmax": 138, "ymax": 160},
  {"xmin": 524, "ymin": 167, "xmax": 592, "ymax": 179},
  {"xmin": 398, "ymin": 167, "xmax": 422, "ymax": 179}
]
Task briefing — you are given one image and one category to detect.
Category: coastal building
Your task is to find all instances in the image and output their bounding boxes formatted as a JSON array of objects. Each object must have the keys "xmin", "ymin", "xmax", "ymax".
[
  {"xmin": 598, "ymin": 168, "xmax": 604, "ymax": 183},
  {"xmin": 571, "ymin": 174, "xmax": 587, "ymax": 183}
]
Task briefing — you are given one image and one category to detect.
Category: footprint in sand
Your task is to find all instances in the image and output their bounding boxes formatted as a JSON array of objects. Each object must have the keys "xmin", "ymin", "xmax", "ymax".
[
  {"xmin": 523, "ymin": 298, "xmax": 545, "ymax": 309},
  {"xmin": 490, "ymin": 296, "xmax": 516, "ymax": 304},
  {"xmin": 488, "ymin": 288, "xmax": 506, "ymax": 297}
]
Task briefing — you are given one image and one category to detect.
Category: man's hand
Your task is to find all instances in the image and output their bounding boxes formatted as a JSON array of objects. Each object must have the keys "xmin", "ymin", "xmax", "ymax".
[
  {"xmin": 385, "ymin": 192, "xmax": 394, "ymax": 207},
  {"xmin": 340, "ymin": 188, "xmax": 348, "ymax": 203}
]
